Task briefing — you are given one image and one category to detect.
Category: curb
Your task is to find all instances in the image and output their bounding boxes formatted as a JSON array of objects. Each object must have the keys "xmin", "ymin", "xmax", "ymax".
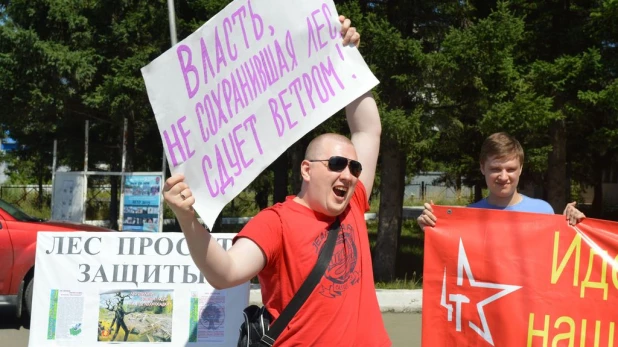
[{"xmin": 249, "ymin": 286, "xmax": 422, "ymax": 313}]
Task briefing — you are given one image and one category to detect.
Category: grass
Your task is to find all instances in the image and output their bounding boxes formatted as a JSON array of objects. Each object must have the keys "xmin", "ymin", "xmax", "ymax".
[
  {"xmin": 365, "ymin": 192, "xmax": 475, "ymax": 289},
  {"xmin": 366, "ymin": 219, "xmax": 426, "ymax": 289},
  {"xmin": 375, "ymin": 273, "xmax": 422, "ymax": 290},
  {"xmin": 0, "ymin": 184, "xmax": 116, "ymax": 220},
  {"xmin": 369, "ymin": 190, "xmax": 475, "ymax": 212},
  {"xmin": 0, "ymin": 187, "xmax": 52, "ymax": 219}
]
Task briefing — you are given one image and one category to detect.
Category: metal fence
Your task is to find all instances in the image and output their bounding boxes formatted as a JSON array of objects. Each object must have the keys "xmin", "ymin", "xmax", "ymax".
[
  {"xmin": 404, "ymin": 183, "xmax": 473, "ymax": 204},
  {"xmin": 0, "ymin": 184, "xmax": 52, "ymax": 208},
  {"xmin": 0, "ymin": 183, "xmax": 116, "ymax": 220},
  {"xmin": 1, "ymin": 181, "xmax": 474, "ymax": 224}
]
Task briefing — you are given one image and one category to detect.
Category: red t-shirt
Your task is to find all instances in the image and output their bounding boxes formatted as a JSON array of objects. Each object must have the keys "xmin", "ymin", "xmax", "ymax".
[{"xmin": 234, "ymin": 182, "xmax": 391, "ymax": 346}]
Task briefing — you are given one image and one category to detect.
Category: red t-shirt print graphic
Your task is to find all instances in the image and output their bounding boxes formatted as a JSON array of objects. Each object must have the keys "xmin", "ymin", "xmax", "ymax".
[{"xmin": 313, "ymin": 223, "xmax": 361, "ymax": 298}]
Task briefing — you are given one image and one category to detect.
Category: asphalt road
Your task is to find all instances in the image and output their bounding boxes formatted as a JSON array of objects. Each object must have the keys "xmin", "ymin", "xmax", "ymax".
[
  {"xmin": 0, "ymin": 307, "xmax": 29, "ymax": 347},
  {"xmin": 0, "ymin": 307, "xmax": 421, "ymax": 346}
]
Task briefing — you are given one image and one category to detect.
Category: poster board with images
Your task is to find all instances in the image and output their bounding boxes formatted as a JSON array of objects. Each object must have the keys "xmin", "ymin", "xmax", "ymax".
[
  {"xmin": 120, "ymin": 173, "xmax": 164, "ymax": 232},
  {"xmin": 29, "ymin": 232, "xmax": 248, "ymax": 346},
  {"xmin": 51, "ymin": 172, "xmax": 86, "ymax": 223}
]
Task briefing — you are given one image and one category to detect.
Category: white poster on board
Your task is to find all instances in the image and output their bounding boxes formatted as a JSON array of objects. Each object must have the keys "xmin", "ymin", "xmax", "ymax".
[
  {"xmin": 30, "ymin": 232, "xmax": 248, "ymax": 347},
  {"xmin": 51, "ymin": 172, "xmax": 85, "ymax": 223}
]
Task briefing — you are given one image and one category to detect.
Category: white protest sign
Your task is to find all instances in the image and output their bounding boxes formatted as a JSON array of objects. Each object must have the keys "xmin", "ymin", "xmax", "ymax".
[
  {"xmin": 141, "ymin": 0, "xmax": 379, "ymax": 230},
  {"xmin": 29, "ymin": 232, "xmax": 248, "ymax": 346}
]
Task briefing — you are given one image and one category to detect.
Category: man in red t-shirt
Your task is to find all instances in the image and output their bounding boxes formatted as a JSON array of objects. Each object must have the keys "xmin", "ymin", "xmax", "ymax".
[{"xmin": 163, "ymin": 16, "xmax": 390, "ymax": 347}]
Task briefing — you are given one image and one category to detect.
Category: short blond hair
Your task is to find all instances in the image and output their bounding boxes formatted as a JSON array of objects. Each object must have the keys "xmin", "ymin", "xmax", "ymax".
[{"xmin": 479, "ymin": 132, "xmax": 524, "ymax": 165}]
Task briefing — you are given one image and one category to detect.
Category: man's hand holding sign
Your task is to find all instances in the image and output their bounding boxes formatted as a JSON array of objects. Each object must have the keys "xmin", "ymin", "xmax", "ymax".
[
  {"xmin": 142, "ymin": 0, "xmax": 378, "ymax": 231},
  {"xmin": 148, "ymin": 11, "xmax": 372, "ymax": 290},
  {"xmin": 159, "ymin": 15, "xmax": 372, "ymax": 288},
  {"xmin": 143, "ymin": 1, "xmax": 390, "ymax": 346}
]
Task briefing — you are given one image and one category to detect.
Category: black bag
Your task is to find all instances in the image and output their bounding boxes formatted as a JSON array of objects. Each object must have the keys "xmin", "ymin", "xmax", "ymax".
[{"xmin": 237, "ymin": 218, "xmax": 341, "ymax": 347}]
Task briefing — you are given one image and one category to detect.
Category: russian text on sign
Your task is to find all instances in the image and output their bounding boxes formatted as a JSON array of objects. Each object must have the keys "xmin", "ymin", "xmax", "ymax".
[{"xmin": 142, "ymin": 0, "xmax": 379, "ymax": 230}]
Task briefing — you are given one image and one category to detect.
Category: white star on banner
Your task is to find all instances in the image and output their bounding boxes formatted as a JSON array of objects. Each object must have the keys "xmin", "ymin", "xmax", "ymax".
[{"xmin": 441, "ymin": 238, "xmax": 522, "ymax": 346}]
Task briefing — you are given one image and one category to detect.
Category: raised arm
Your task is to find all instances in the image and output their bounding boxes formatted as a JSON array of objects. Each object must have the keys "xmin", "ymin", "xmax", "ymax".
[
  {"xmin": 339, "ymin": 16, "xmax": 381, "ymax": 196},
  {"xmin": 346, "ymin": 91, "xmax": 381, "ymax": 196},
  {"xmin": 163, "ymin": 174, "xmax": 265, "ymax": 289}
]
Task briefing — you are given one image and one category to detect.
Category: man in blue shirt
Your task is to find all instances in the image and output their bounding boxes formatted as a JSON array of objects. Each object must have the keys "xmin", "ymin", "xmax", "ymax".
[{"xmin": 417, "ymin": 132, "xmax": 585, "ymax": 228}]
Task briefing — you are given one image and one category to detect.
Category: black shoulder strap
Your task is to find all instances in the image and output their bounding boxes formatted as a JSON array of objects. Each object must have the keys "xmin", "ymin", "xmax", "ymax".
[{"xmin": 259, "ymin": 218, "xmax": 341, "ymax": 346}]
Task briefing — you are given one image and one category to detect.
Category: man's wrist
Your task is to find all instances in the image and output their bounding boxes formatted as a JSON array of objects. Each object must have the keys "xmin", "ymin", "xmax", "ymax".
[{"xmin": 173, "ymin": 210, "xmax": 198, "ymax": 226}]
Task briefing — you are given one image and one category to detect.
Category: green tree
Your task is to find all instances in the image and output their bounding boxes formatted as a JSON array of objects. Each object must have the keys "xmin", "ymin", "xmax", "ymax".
[
  {"xmin": 429, "ymin": 2, "xmax": 527, "ymax": 200},
  {"xmin": 333, "ymin": 1, "xmax": 429, "ymax": 282},
  {"xmin": 564, "ymin": 50, "xmax": 618, "ymax": 215},
  {"xmin": 506, "ymin": 0, "xmax": 601, "ymax": 211},
  {"xmin": 0, "ymin": 5, "xmax": 98, "ymax": 205},
  {"xmin": 1, "ymin": 0, "xmax": 173, "ymax": 225}
]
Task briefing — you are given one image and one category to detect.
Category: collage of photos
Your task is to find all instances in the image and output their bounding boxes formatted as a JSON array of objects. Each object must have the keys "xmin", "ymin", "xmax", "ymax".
[
  {"xmin": 123, "ymin": 176, "xmax": 161, "ymax": 196},
  {"xmin": 98, "ymin": 290, "xmax": 173, "ymax": 343},
  {"xmin": 122, "ymin": 175, "xmax": 162, "ymax": 232}
]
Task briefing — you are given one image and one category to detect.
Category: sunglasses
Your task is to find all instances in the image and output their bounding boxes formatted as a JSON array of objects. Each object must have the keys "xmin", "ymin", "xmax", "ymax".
[{"xmin": 308, "ymin": 156, "xmax": 362, "ymax": 178}]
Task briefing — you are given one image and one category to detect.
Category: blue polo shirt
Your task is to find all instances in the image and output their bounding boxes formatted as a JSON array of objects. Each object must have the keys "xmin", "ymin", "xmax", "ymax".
[{"xmin": 468, "ymin": 194, "xmax": 554, "ymax": 214}]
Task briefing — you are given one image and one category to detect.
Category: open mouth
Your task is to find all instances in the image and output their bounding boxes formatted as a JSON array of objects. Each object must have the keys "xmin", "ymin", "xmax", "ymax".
[{"xmin": 333, "ymin": 186, "xmax": 347, "ymax": 198}]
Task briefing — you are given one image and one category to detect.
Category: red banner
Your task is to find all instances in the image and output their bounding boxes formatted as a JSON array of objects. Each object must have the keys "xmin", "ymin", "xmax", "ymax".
[{"xmin": 422, "ymin": 206, "xmax": 618, "ymax": 346}]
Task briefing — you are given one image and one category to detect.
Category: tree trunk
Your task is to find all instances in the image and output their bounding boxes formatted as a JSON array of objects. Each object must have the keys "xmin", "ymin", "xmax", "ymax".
[
  {"xmin": 109, "ymin": 175, "xmax": 119, "ymax": 230},
  {"xmin": 253, "ymin": 173, "xmax": 270, "ymax": 211},
  {"xmin": 474, "ymin": 181, "xmax": 483, "ymax": 202},
  {"xmin": 213, "ymin": 212, "xmax": 223, "ymax": 232},
  {"xmin": 37, "ymin": 151, "xmax": 44, "ymax": 209},
  {"xmin": 289, "ymin": 139, "xmax": 308, "ymax": 194},
  {"xmin": 373, "ymin": 140, "xmax": 405, "ymax": 282},
  {"xmin": 254, "ymin": 187, "xmax": 269, "ymax": 210},
  {"xmin": 125, "ymin": 115, "xmax": 135, "ymax": 172},
  {"xmin": 566, "ymin": 161, "xmax": 572, "ymax": 202},
  {"xmin": 456, "ymin": 176, "xmax": 462, "ymax": 200},
  {"xmin": 109, "ymin": 127, "xmax": 122, "ymax": 230},
  {"xmin": 273, "ymin": 152, "xmax": 288, "ymax": 203},
  {"xmin": 591, "ymin": 156, "xmax": 603, "ymax": 217},
  {"xmin": 547, "ymin": 120, "xmax": 567, "ymax": 213},
  {"xmin": 37, "ymin": 170, "xmax": 44, "ymax": 209}
]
